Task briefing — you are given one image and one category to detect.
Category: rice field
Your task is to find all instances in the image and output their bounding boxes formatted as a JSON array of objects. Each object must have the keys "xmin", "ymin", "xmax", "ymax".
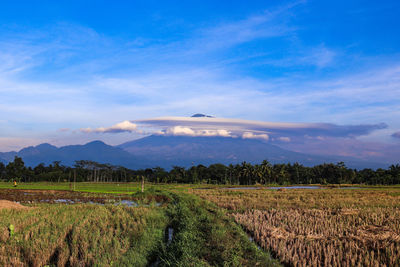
[
  {"xmin": 0, "ymin": 184, "xmax": 280, "ymax": 266},
  {"xmin": 0, "ymin": 204, "xmax": 168, "ymax": 266},
  {"xmin": 193, "ymin": 188, "xmax": 400, "ymax": 266}
]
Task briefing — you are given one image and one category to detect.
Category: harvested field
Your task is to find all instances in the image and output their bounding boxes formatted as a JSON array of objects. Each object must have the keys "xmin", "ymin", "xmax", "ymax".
[
  {"xmin": 194, "ymin": 188, "xmax": 400, "ymax": 266},
  {"xmin": 0, "ymin": 186, "xmax": 280, "ymax": 267}
]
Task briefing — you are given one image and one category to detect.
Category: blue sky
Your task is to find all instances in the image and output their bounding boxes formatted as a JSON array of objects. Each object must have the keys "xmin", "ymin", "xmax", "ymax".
[{"xmin": 0, "ymin": 0, "xmax": 399, "ymax": 161}]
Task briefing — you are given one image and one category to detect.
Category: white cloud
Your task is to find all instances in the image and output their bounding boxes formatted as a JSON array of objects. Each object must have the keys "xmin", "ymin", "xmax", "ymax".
[
  {"xmin": 277, "ymin": 136, "xmax": 291, "ymax": 142},
  {"xmin": 81, "ymin": 120, "xmax": 138, "ymax": 133},
  {"xmin": 162, "ymin": 126, "xmax": 233, "ymax": 138},
  {"xmin": 164, "ymin": 126, "xmax": 196, "ymax": 136},
  {"xmin": 242, "ymin": 132, "xmax": 269, "ymax": 141}
]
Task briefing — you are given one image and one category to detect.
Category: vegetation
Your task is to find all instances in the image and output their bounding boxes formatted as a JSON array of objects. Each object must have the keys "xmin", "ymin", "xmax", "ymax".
[
  {"xmin": 194, "ymin": 188, "xmax": 400, "ymax": 266},
  {"xmin": 1, "ymin": 157, "xmax": 399, "ymax": 185},
  {"xmin": 0, "ymin": 185, "xmax": 280, "ymax": 266},
  {"xmin": 2, "ymin": 179, "xmax": 400, "ymax": 266},
  {"xmin": 0, "ymin": 204, "xmax": 168, "ymax": 266},
  {"xmin": 160, "ymin": 193, "xmax": 280, "ymax": 266}
]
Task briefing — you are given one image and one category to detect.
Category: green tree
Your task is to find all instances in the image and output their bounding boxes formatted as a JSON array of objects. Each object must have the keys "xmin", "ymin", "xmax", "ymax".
[{"xmin": 6, "ymin": 156, "xmax": 27, "ymax": 181}]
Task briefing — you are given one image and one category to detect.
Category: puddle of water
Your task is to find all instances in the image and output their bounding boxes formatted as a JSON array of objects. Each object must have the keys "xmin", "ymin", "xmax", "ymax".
[
  {"xmin": 269, "ymin": 186, "xmax": 322, "ymax": 190},
  {"xmin": 149, "ymin": 226, "xmax": 174, "ymax": 267},
  {"xmin": 115, "ymin": 200, "xmax": 138, "ymax": 207},
  {"xmin": 247, "ymin": 234, "xmax": 262, "ymax": 250},
  {"xmin": 115, "ymin": 200, "xmax": 163, "ymax": 207},
  {"xmin": 30, "ymin": 198, "xmax": 163, "ymax": 207},
  {"xmin": 167, "ymin": 227, "xmax": 174, "ymax": 245},
  {"xmin": 54, "ymin": 199, "xmax": 75, "ymax": 204},
  {"xmin": 149, "ymin": 258, "xmax": 160, "ymax": 267}
]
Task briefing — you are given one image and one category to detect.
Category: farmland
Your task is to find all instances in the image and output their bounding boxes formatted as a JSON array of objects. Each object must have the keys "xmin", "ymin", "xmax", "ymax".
[
  {"xmin": 1, "ymin": 182, "xmax": 400, "ymax": 266},
  {"xmin": 194, "ymin": 187, "xmax": 400, "ymax": 266},
  {"xmin": 0, "ymin": 183, "xmax": 279, "ymax": 267}
]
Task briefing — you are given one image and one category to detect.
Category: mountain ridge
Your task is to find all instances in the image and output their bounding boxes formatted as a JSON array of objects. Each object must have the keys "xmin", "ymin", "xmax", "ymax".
[
  {"xmin": 118, "ymin": 135, "xmax": 388, "ymax": 169},
  {"xmin": 0, "ymin": 140, "xmax": 144, "ymax": 168},
  {"xmin": 0, "ymin": 135, "xmax": 389, "ymax": 169}
]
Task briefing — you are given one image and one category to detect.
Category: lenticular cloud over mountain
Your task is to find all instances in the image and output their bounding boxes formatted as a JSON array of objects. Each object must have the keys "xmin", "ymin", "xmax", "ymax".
[
  {"xmin": 76, "ymin": 115, "xmax": 393, "ymax": 162},
  {"xmin": 77, "ymin": 114, "xmax": 389, "ymax": 148},
  {"xmin": 131, "ymin": 115, "xmax": 387, "ymax": 141}
]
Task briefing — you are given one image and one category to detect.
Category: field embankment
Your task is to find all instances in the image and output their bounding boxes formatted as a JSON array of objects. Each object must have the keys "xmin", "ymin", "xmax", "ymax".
[{"xmin": 160, "ymin": 193, "xmax": 280, "ymax": 266}]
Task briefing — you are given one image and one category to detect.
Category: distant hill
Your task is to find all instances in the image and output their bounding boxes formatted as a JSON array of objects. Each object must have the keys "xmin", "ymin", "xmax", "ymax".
[
  {"xmin": 0, "ymin": 141, "xmax": 144, "ymax": 168},
  {"xmin": 0, "ymin": 151, "xmax": 17, "ymax": 163},
  {"xmin": 0, "ymin": 135, "xmax": 388, "ymax": 169},
  {"xmin": 118, "ymin": 135, "xmax": 386, "ymax": 169}
]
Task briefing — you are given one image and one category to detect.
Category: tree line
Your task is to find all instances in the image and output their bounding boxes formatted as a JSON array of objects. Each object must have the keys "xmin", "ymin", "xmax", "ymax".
[{"xmin": 0, "ymin": 156, "xmax": 399, "ymax": 185}]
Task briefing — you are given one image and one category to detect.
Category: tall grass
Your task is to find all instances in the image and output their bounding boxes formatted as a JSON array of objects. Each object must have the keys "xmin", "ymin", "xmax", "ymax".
[{"xmin": 0, "ymin": 204, "xmax": 168, "ymax": 266}]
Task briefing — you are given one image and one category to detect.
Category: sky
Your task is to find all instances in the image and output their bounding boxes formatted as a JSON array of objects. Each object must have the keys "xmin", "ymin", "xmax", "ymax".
[{"xmin": 0, "ymin": 1, "xmax": 399, "ymax": 162}]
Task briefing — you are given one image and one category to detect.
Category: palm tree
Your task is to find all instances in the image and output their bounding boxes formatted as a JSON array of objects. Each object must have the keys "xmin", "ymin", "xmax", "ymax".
[{"xmin": 260, "ymin": 160, "xmax": 272, "ymax": 184}]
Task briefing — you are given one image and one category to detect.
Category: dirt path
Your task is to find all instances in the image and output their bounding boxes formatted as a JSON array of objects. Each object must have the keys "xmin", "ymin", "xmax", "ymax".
[{"xmin": 0, "ymin": 200, "xmax": 29, "ymax": 210}]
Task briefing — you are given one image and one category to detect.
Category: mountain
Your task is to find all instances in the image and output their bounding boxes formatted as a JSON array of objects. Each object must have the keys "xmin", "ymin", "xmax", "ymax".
[
  {"xmin": 0, "ymin": 141, "xmax": 145, "ymax": 168},
  {"xmin": 191, "ymin": 113, "xmax": 214, "ymax": 118},
  {"xmin": 0, "ymin": 151, "xmax": 17, "ymax": 163},
  {"xmin": 0, "ymin": 135, "xmax": 388, "ymax": 169},
  {"xmin": 118, "ymin": 135, "xmax": 386, "ymax": 169}
]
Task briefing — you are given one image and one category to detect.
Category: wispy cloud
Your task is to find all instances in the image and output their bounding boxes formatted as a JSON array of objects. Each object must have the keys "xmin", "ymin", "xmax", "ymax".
[
  {"xmin": 195, "ymin": 10, "xmax": 291, "ymax": 51},
  {"xmin": 299, "ymin": 45, "xmax": 337, "ymax": 68},
  {"xmin": 257, "ymin": 45, "xmax": 337, "ymax": 68}
]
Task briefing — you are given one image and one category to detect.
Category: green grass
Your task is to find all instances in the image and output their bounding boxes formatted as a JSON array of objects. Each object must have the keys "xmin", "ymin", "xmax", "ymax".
[
  {"xmin": 0, "ymin": 181, "xmax": 144, "ymax": 194},
  {"xmin": 159, "ymin": 193, "xmax": 281, "ymax": 267},
  {"xmin": 0, "ymin": 181, "xmax": 194, "ymax": 194}
]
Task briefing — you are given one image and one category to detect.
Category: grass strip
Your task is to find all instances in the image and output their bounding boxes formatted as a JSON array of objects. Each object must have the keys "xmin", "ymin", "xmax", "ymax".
[{"xmin": 158, "ymin": 193, "xmax": 281, "ymax": 267}]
